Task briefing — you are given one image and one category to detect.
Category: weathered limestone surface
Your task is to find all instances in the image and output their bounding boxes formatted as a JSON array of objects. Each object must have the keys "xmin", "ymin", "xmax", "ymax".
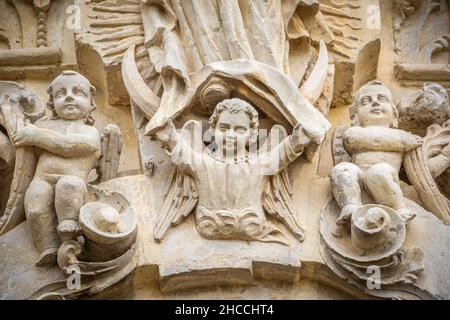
[
  {"xmin": 2, "ymin": 173, "xmax": 449, "ymax": 299},
  {"xmin": 0, "ymin": 222, "xmax": 65, "ymax": 300},
  {"xmin": 1, "ymin": 0, "xmax": 450, "ymax": 300},
  {"xmin": 0, "ymin": 0, "xmax": 77, "ymax": 79}
]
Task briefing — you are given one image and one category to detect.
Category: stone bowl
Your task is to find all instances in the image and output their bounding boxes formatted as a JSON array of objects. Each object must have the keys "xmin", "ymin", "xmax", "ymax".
[
  {"xmin": 79, "ymin": 201, "xmax": 137, "ymax": 261},
  {"xmin": 351, "ymin": 205, "xmax": 393, "ymax": 252},
  {"xmin": 320, "ymin": 200, "xmax": 406, "ymax": 262}
]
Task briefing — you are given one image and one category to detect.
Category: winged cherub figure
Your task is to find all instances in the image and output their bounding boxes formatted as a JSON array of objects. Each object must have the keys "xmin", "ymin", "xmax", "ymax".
[
  {"xmin": 154, "ymin": 98, "xmax": 322, "ymax": 244},
  {"xmin": 330, "ymin": 81, "xmax": 423, "ymax": 226},
  {"xmin": 12, "ymin": 71, "xmax": 122, "ymax": 266}
]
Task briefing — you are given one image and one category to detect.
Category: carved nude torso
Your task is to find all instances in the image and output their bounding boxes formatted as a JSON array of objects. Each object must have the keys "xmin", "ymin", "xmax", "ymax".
[
  {"xmin": 342, "ymin": 126, "xmax": 415, "ymax": 173},
  {"xmin": 33, "ymin": 119, "xmax": 100, "ymax": 182},
  {"xmin": 173, "ymin": 132, "xmax": 299, "ymax": 221},
  {"xmin": 21, "ymin": 117, "xmax": 101, "ymax": 266},
  {"xmin": 332, "ymin": 126, "xmax": 418, "ymax": 225}
]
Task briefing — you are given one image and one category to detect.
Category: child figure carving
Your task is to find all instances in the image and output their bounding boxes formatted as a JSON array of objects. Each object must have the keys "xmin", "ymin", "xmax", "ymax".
[
  {"xmin": 13, "ymin": 71, "xmax": 101, "ymax": 266},
  {"xmin": 331, "ymin": 81, "xmax": 422, "ymax": 226},
  {"xmin": 154, "ymin": 98, "xmax": 322, "ymax": 244}
]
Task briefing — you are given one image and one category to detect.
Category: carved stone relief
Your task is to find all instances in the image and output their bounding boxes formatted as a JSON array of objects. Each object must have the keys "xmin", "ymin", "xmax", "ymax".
[
  {"xmin": 0, "ymin": 71, "xmax": 137, "ymax": 299},
  {"xmin": 319, "ymin": 0, "xmax": 381, "ymax": 108},
  {"xmin": 393, "ymin": 0, "xmax": 450, "ymax": 81},
  {"xmin": 322, "ymin": 80, "xmax": 450, "ymax": 298},
  {"xmin": 152, "ymin": 98, "xmax": 318, "ymax": 244},
  {"xmin": 0, "ymin": 81, "xmax": 45, "ymax": 234},
  {"xmin": 1, "ymin": 0, "xmax": 450, "ymax": 301},
  {"xmin": 117, "ymin": 0, "xmax": 335, "ymax": 287},
  {"xmin": 0, "ymin": 0, "xmax": 77, "ymax": 80},
  {"xmin": 75, "ymin": 0, "xmax": 147, "ymax": 106},
  {"xmin": 397, "ymin": 83, "xmax": 450, "ymax": 221}
]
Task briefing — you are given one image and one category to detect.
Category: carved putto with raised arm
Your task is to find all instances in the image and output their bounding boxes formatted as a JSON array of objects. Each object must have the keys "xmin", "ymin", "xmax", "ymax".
[
  {"xmin": 154, "ymin": 98, "xmax": 323, "ymax": 244},
  {"xmin": 2, "ymin": 0, "xmax": 450, "ymax": 301}
]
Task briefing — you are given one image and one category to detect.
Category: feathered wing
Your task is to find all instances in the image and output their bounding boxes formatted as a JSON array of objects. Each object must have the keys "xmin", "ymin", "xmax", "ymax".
[
  {"xmin": 261, "ymin": 125, "xmax": 305, "ymax": 242},
  {"xmin": 153, "ymin": 121, "xmax": 200, "ymax": 241},
  {"xmin": 427, "ymin": 122, "xmax": 450, "ymax": 199},
  {"xmin": 404, "ymin": 125, "xmax": 450, "ymax": 225},
  {"xmin": 0, "ymin": 145, "xmax": 37, "ymax": 235},
  {"xmin": 98, "ymin": 124, "xmax": 123, "ymax": 182},
  {"xmin": 0, "ymin": 82, "xmax": 45, "ymax": 235},
  {"xmin": 331, "ymin": 125, "xmax": 351, "ymax": 166}
]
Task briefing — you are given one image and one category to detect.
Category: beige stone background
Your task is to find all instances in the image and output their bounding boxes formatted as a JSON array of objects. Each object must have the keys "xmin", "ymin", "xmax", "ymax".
[{"xmin": 1, "ymin": 0, "xmax": 449, "ymax": 300}]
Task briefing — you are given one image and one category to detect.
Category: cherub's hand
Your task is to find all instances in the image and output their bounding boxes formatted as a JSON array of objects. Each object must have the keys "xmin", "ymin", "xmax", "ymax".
[
  {"xmin": 12, "ymin": 119, "xmax": 38, "ymax": 147},
  {"xmin": 155, "ymin": 118, "xmax": 177, "ymax": 143},
  {"xmin": 290, "ymin": 123, "xmax": 323, "ymax": 152},
  {"xmin": 290, "ymin": 123, "xmax": 311, "ymax": 148},
  {"xmin": 403, "ymin": 133, "xmax": 423, "ymax": 151}
]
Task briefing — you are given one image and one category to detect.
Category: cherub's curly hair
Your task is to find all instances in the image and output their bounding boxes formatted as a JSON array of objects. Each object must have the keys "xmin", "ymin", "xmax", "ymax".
[
  {"xmin": 349, "ymin": 80, "xmax": 399, "ymax": 128},
  {"xmin": 209, "ymin": 98, "xmax": 259, "ymax": 141},
  {"xmin": 47, "ymin": 70, "xmax": 96, "ymax": 126}
]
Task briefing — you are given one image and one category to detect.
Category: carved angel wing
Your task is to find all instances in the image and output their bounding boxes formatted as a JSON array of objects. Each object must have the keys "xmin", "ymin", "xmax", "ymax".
[
  {"xmin": 331, "ymin": 125, "xmax": 351, "ymax": 165},
  {"xmin": 262, "ymin": 125, "xmax": 305, "ymax": 242},
  {"xmin": 153, "ymin": 121, "xmax": 200, "ymax": 241},
  {"xmin": 98, "ymin": 124, "xmax": 123, "ymax": 183},
  {"xmin": 404, "ymin": 124, "xmax": 450, "ymax": 224},
  {"xmin": 427, "ymin": 122, "xmax": 450, "ymax": 199},
  {"xmin": 0, "ymin": 81, "xmax": 45, "ymax": 235}
]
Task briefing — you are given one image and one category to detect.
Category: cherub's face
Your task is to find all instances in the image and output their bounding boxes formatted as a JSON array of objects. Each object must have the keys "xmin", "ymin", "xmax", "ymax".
[
  {"xmin": 214, "ymin": 110, "xmax": 252, "ymax": 153},
  {"xmin": 52, "ymin": 75, "xmax": 92, "ymax": 121},
  {"xmin": 356, "ymin": 86, "xmax": 395, "ymax": 127}
]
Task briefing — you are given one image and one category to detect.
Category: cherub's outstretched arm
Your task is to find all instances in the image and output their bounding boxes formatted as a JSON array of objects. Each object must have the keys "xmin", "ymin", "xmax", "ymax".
[
  {"xmin": 343, "ymin": 127, "xmax": 422, "ymax": 153},
  {"xmin": 13, "ymin": 121, "xmax": 100, "ymax": 158},
  {"xmin": 155, "ymin": 119, "xmax": 202, "ymax": 174},
  {"xmin": 261, "ymin": 123, "xmax": 322, "ymax": 175}
]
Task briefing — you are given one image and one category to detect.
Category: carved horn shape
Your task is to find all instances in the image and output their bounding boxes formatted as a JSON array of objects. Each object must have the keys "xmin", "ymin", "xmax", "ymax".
[
  {"xmin": 122, "ymin": 44, "xmax": 160, "ymax": 119},
  {"xmin": 300, "ymin": 40, "xmax": 329, "ymax": 105}
]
